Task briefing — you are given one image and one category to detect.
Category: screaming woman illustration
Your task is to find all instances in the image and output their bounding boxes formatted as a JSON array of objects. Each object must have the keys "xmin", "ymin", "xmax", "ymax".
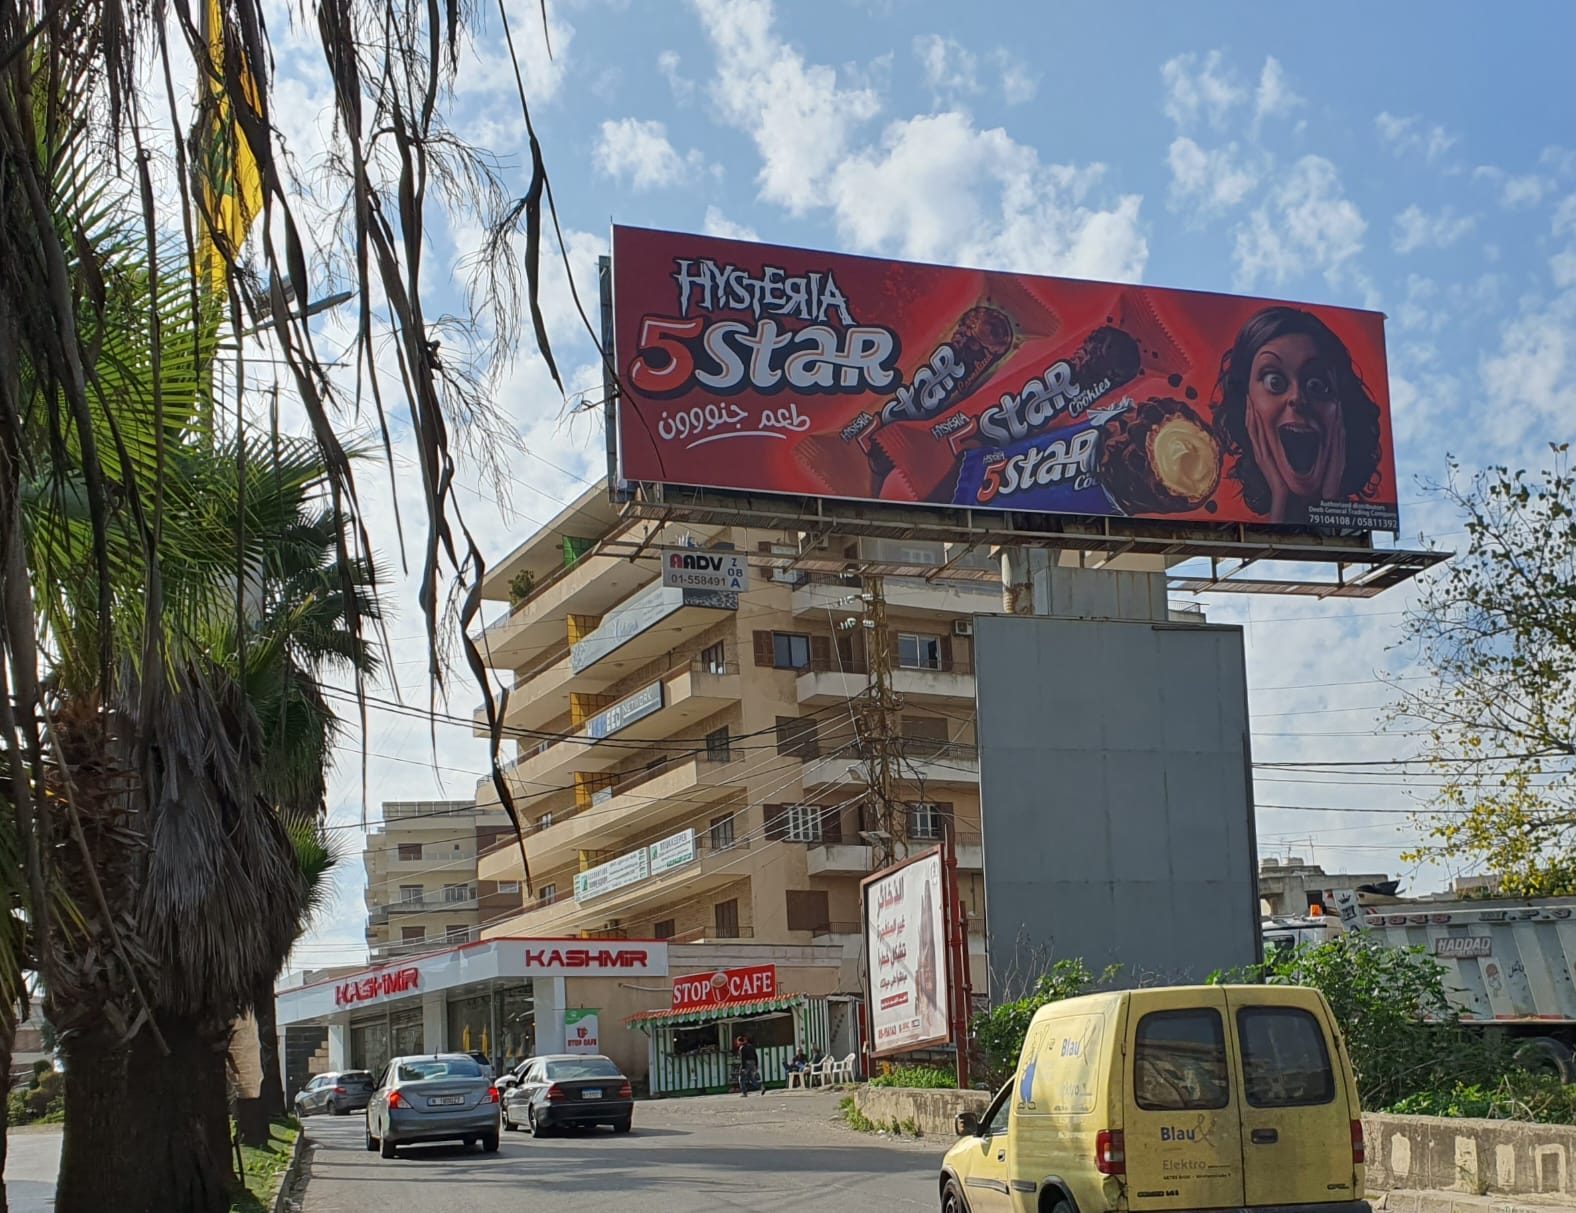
[{"xmin": 1211, "ymin": 307, "xmax": 1384, "ymax": 525}]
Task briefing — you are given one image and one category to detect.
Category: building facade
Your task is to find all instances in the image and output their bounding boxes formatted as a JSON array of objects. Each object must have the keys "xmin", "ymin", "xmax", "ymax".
[
  {"xmin": 471, "ymin": 483, "xmax": 999, "ymax": 992},
  {"xmin": 363, "ymin": 800, "xmax": 523, "ymax": 960}
]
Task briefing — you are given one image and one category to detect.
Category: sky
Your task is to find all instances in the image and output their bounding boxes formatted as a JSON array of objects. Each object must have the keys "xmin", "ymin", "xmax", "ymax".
[{"xmin": 250, "ymin": 0, "xmax": 1576, "ymax": 970}]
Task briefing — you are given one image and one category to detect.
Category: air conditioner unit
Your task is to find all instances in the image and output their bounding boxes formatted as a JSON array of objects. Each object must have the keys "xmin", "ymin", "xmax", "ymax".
[{"xmin": 952, "ymin": 619, "xmax": 974, "ymax": 637}]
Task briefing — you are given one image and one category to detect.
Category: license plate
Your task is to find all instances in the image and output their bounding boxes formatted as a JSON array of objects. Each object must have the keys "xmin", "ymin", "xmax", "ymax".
[
  {"xmin": 582, "ymin": 1089, "xmax": 602, "ymax": 1099},
  {"xmin": 427, "ymin": 1095, "xmax": 465, "ymax": 1107}
]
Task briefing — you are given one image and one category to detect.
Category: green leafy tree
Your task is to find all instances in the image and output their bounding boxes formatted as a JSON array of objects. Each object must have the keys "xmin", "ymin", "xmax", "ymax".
[
  {"xmin": 1218, "ymin": 935, "xmax": 1505, "ymax": 1109},
  {"xmin": 971, "ymin": 959, "xmax": 1115, "ymax": 1088},
  {"xmin": 1398, "ymin": 449, "xmax": 1576, "ymax": 893}
]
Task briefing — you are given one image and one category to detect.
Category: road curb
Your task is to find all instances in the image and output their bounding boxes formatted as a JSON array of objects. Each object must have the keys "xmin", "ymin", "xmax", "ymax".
[{"xmin": 272, "ymin": 1124, "xmax": 309, "ymax": 1213}]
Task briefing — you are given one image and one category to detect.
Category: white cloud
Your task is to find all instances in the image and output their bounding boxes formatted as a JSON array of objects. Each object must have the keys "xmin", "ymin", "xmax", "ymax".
[
  {"xmin": 1552, "ymin": 195, "xmax": 1576, "ymax": 288},
  {"xmin": 1472, "ymin": 166, "xmax": 1550, "ymax": 210},
  {"xmin": 1376, "ymin": 112, "xmax": 1456, "ymax": 162},
  {"xmin": 913, "ymin": 34, "xmax": 981, "ymax": 104},
  {"xmin": 1161, "ymin": 50, "xmax": 1245, "ymax": 130},
  {"xmin": 657, "ymin": 49, "xmax": 694, "ymax": 102},
  {"xmin": 1167, "ymin": 137, "xmax": 1259, "ymax": 214},
  {"xmin": 452, "ymin": 0, "xmax": 574, "ymax": 110},
  {"xmin": 1253, "ymin": 56, "xmax": 1302, "ymax": 130},
  {"xmin": 1233, "ymin": 155, "xmax": 1367, "ymax": 291},
  {"xmin": 692, "ymin": 0, "xmax": 881, "ymax": 213},
  {"xmin": 1392, "ymin": 205, "xmax": 1476, "ymax": 254},
  {"xmin": 593, "ymin": 118, "xmax": 706, "ymax": 191},
  {"xmin": 702, "ymin": 205, "xmax": 759, "ymax": 242},
  {"xmin": 827, "ymin": 111, "xmax": 1147, "ymax": 282},
  {"xmin": 1479, "ymin": 288, "xmax": 1576, "ymax": 451},
  {"xmin": 993, "ymin": 49, "xmax": 1038, "ymax": 106}
]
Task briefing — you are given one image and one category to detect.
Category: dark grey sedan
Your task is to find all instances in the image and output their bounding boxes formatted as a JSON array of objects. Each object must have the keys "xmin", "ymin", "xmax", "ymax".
[
  {"xmin": 502, "ymin": 1054, "xmax": 633, "ymax": 1136},
  {"xmin": 294, "ymin": 1071, "xmax": 374, "ymax": 1116},
  {"xmin": 364, "ymin": 1054, "xmax": 501, "ymax": 1158}
]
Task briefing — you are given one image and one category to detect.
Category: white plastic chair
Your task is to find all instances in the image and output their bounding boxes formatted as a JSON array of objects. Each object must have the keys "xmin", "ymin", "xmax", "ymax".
[
  {"xmin": 786, "ymin": 1063, "xmax": 812, "ymax": 1091},
  {"xmin": 827, "ymin": 1052, "xmax": 856, "ymax": 1085}
]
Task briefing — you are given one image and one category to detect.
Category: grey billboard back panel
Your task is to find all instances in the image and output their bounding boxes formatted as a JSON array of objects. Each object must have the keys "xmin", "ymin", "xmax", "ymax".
[{"xmin": 973, "ymin": 615, "xmax": 1260, "ymax": 993}]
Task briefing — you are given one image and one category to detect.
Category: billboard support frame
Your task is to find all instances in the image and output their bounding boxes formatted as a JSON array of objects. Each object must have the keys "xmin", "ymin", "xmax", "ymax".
[{"xmin": 942, "ymin": 831, "xmax": 972, "ymax": 1089}]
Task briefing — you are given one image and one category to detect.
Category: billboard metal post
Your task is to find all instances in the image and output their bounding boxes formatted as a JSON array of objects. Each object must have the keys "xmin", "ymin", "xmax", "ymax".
[{"xmin": 943, "ymin": 829, "xmax": 972, "ymax": 1089}]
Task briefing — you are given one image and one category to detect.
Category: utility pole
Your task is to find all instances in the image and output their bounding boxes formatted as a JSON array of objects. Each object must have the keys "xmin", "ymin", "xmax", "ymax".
[{"xmin": 856, "ymin": 575, "xmax": 904, "ymax": 870}]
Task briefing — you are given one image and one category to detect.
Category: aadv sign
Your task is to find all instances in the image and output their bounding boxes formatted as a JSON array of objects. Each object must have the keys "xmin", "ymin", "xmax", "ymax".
[
  {"xmin": 671, "ymin": 964, "xmax": 777, "ymax": 1012},
  {"xmin": 662, "ymin": 548, "xmax": 748, "ymax": 593}
]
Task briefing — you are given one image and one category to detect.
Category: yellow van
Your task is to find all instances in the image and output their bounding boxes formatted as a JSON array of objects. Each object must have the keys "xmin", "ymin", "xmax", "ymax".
[{"xmin": 940, "ymin": 985, "xmax": 1368, "ymax": 1213}]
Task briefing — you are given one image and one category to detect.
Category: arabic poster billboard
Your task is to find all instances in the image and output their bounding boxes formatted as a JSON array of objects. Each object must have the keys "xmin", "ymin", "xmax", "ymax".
[
  {"xmin": 863, "ymin": 849, "xmax": 950, "ymax": 1056},
  {"xmin": 611, "ymin": 226, "xmax": 1399, "ymax": 533}
]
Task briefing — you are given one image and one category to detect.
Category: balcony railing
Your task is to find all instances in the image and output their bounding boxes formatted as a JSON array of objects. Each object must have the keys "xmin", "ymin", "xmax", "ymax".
[
  {"xmin": 805, "ymin": 652, "xmax": 974, "ymax": 677},
  {"xmin": 663, "ymin": 925, "xmax": 755, "ymax": 944},
  {"xmin": 387, "ymin": 889, "xmax": 480, "ymax": 913}
]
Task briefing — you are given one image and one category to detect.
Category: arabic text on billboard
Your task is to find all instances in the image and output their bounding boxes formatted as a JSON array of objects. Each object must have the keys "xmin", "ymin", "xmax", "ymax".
[
  {"xmin": 612, "ymin": 227, "xmax": 1400, "ymax": 534},
  {"xmin": 864, "ymin": 851, "xmax": 948, "ymax": 1055}
]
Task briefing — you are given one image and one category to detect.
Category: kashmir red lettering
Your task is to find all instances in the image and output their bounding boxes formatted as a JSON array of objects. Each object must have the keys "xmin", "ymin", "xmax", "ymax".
[
  {"xmin": 334, "ymin": 967, "xmax": 419, "ymax": 1007},
  {"xmin": 523, "ymin": 947, "xmax": 651, "ymax": 970}
]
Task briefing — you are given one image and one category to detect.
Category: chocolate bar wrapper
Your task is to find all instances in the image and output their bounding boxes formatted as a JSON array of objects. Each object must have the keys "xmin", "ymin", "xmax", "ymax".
[{"xmin": 949, "ymin": 416, "xmax": 1113, "ymax": 514}]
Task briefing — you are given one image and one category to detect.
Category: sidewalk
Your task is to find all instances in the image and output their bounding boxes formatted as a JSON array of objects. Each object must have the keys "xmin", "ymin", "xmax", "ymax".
[
  {"xmin": 1372, "ymin": 1191, "xmax": 1571, "ymax": 1213},
  {"xmin": 5, "ymin": 1126, "xmax": 61, "ymax": 1213}
]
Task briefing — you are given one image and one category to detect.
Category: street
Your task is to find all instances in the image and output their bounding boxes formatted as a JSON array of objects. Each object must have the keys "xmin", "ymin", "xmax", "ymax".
[
  {"xmin": 5, "ymin": 1126, "xmax": 62, "ymax": 1213},
  {"xmin": 297, "ymin": 1091, "xmax": 941, "ymax": 1212}
]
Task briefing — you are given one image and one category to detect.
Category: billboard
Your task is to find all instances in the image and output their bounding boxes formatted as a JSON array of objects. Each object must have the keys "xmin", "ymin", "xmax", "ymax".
[
  {"xmin": 671, "ymin": 964, "xmax": 778, "ymax": 1012},
  {"xmin": 611, "ymin": 226, "xmax": 1399, "ymax": 532},
  {"xmin": 863, "ymin": 849, "xmax": 949, "ymax": 1055},
  {"xmin": 973, "ymin": 616, "xmax": 1261, "ymax": 993}
]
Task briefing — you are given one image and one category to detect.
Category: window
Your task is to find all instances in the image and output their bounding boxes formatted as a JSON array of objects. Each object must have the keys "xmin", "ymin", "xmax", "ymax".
[
  {"xmin": 898, "ymin": 632, "xmax": 943, "ymax": 670},
  {"xmin": 443, "ymin": 883, "xmax": 469, "ymax": 903},
  {"xmin": 544, "ymin": 1058, "xmax": 622, "ymax": 1080},
  {"xmin": 445, "ymin": 925, "xmax": 469, "ymax": 942},
  {"xmin": 398, "ymin": 1058, "xmax": 481, "ymax": 1082},
  {"xmin": 705, "ymin": 726, "xmax": 732, "ymax": 763},
  {"xmin": 785, "ymin": 890, "xmax": 830, "ymax": 933},
  {"xmin": 1133, "ymin": 1008, "xmax": 1229, "ymax": 1111},
  {"xmin": 981, "ymin": 1085, "xmax": 1012, "ymax": 1137},
  {"xmin": 396, "ymin": 843, "xmax": 422, "ymax": 861},
  {"xmin": 773, "ymin": 632, "xmax": 811, "ymax": 669},
  {"xmin": 498, "ymin": 881, "xmax": 521, "ymax": 895},
  {"xmin": 900, "ymin": 716, "xmax": 950, "ymax": 758},
  {"xmin": 714, "ymin": 898, "xmax": 740, "ymax": 939},
  {"xmin": 907, "ymin": 802, "xmax": 943, "ymax": 841},
  {"xmin": 400, "ymin": 927, "xmax": 426, "ymax": 944},
  {"xmin": 699, "ymin": 641, "xmax": 727, "ymax": 674},
  {"xmin": 398, "ymin": 885, "xmax": 423, "ymax": 904},
  {"xmin": 538, "ymin": 884, "xmax": 557, "ymax": 905},
  {"xmin": 775, "ymin": 715, "xmax": 819, "ymax": 759},
  {"xmin": 786, "ymin": 804, "xmax": 823, "ymax": 843},
  {"xmin": 709, "ymin": 813, "xmax": 736, "ymax": 852},
  {"xmin": 536, "ymin": 813, "xmax": 553, "ymax": 832},
  {"xmin": 1238, "ymin": 1007, "xmax": 1336, "ymax": 1107},
  {"xmin": 653, "ymin": 919, "xmax": 677, "ymax": 940}
]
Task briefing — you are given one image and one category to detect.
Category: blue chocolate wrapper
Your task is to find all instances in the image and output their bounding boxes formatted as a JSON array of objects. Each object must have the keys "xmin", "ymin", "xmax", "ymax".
[{"xmin": 949, "ymin": 420, "xmax": 1114, "ymax": 514}]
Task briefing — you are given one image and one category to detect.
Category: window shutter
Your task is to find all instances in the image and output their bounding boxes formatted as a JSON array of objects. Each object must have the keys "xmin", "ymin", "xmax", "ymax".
[
  {"xmin": 819, "ymin": 804, "xmax": 843, "ymax": 843},
  {"xmin": 786, "ymin": 890, "xmax": 831, "ymax": 933},
  {"xmin": 810, "ymin": 634, "xmax": 832, "ymax": 671},
  {"xmin": 753, "ymin": 630, "xmax": 775, "ymax": 667},
  {"xmin": 939, "ymin": 633, "xmax": 954, "ymax": 670},
  {"xmin": 938, "ymin": 801, "xmax": 955, "ymax": 836},
  {"xmin": 764, "ymin": 803, "xmax": 791, "ymax": 840}
]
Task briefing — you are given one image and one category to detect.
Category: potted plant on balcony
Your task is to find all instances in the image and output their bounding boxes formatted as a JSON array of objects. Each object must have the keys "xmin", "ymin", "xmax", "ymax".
[{"xmin": 508, "ymin": 570, "xmax": 536, "ymax": 608}]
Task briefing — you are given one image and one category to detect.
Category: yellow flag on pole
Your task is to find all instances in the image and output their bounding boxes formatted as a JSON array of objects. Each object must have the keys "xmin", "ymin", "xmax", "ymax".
[{"xmin": 194, "ymin": 0, "xmax": 264, "ymax": 291}]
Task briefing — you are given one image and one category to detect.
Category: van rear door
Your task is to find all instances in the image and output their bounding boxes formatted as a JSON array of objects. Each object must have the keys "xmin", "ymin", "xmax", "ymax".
[
  {"xmin": 1123, "ymin": 990, "xmax": 1245, "ymax": 1211},
  {"xmin": 1225, "ymin": 987, "xmax": 1358, "ymax": 1207}
]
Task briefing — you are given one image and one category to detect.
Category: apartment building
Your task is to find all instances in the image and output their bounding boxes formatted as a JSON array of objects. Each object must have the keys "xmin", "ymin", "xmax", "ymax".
[
  {"xmin": 472, "ymin": 482, "xmax": 999, "ymax": 989},
  {"xmin": 363, "ymin": 799, "xmax": 524, "ymax": 960}
]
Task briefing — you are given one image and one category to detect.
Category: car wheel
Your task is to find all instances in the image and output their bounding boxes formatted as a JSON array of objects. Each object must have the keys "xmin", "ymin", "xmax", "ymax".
[
  {"xmin": 529, "ymin": 1107, "xmax": 549, "ymax": 1139},
  {"xmin": 379, "ymin": 1134, "xmax": 397, "ymax": 1159},
  {"xmin": 941, "ymin": 1179, "xmax": 966, "ymax": 1213},
  {"xmin": 332, "ymin": 1100, "xmax": 347, "ymax": 1116},
  {"xmin": 364, "ymin": 1122, "xmax": 378, "ymax": 1152},
  {"xmin": 613, "ymin": 1117, "xmax": 632, "ymax": 1134},
  {"xmin": 481, "ymin": 1132, "xmax": 499, "ymax": 1153}
]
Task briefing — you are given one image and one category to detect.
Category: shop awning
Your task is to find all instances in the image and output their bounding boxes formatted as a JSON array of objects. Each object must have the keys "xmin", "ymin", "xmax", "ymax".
[{"xmin": 626, "ymin": 994, "xmax": 803, "ymax": 1030}]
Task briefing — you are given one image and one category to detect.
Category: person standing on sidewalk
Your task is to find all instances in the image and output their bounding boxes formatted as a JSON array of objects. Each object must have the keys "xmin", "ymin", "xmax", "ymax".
[{"xmin": 736, "ymin": 1034, "xmax": 760, "ymax": 1098}]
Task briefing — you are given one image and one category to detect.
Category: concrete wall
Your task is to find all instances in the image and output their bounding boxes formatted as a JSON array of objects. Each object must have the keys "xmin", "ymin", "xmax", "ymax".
[
  {"xmin": 1364, "ymin": 1112, "xmax": 1576, "ymax": 1201},
  {"xmin": 854, "ymin": 1084, "xmax": 990, "ymax": 1139}
]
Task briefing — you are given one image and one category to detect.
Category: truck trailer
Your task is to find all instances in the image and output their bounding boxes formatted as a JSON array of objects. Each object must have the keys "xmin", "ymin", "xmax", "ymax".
[{"xmin": 1262, "ymin": 893, "xmax": 1576, "ymax": 1082}]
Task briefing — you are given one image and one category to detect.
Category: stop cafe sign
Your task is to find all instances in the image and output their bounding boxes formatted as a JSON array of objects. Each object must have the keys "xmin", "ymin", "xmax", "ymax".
[{"xmin": 671, "ymin": 964, "xmax": 777, "ymax": 1012}]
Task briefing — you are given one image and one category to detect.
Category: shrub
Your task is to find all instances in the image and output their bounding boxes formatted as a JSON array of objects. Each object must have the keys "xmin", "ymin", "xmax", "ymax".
[
  {"xmin": 1387, "ymin": 1072, "xmax": 1576, "ymax": 1124},
  {"xmin": 868, "ymin": 1065, "xmax": 957, "ymax": 1089},
  {"xmin": 972, "ymin": 959, "xmax": 1115, "ymax": 1088}
]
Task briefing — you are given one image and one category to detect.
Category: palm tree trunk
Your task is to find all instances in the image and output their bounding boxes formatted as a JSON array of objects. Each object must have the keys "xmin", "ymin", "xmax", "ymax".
[
  {"xmin": 56, "ymin": 1029, "xmax": 142, "ymax": 1213},
  {"xmin": 235, "ymin": 968, "xmax": 285, "ymax": 1146}
]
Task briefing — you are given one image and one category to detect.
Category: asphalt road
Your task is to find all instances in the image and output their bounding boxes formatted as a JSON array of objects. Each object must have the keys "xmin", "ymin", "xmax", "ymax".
[{"xmin": 297, "ymin": 1090, "xmax": 941, "ymax": 1213}]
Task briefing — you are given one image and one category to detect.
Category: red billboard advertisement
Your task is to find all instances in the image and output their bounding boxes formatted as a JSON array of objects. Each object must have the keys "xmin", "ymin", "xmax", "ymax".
[{"xmin": 611, "ymin": 226, "xmax": 1399, "ymax": 532}]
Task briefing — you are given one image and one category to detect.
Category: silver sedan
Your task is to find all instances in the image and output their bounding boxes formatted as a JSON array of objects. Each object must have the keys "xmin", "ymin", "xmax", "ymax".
[{"xmin": 364, "ymin": 1054, "xmax": 501, "ymax": 1158}]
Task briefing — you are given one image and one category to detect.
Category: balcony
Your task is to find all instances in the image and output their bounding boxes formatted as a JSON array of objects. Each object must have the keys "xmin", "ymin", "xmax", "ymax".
[
  {"xmin": 478, "ymin": 753, "xmax": 742, "ymax": 880},
  {"xmin": 804, "ymin": 835, "xmax": 983, "ymax": 876},
  {"xmin": 795, "ymin": 654, "xmax": 974, "ymax": 706},
  {"xmin": 812, "ymin": 921, "xmax": 862, "ymax": 949},
  {"xmin": 478, "ymin": 658, "xmax": 743, "ymax": 802},
  {"xmin": 791, "ymin": 574, "xmax": 1000, "ymax": 620},
  {"xmin": 385, "ymin": 889, "xmax": 481, "ymax": 914}
]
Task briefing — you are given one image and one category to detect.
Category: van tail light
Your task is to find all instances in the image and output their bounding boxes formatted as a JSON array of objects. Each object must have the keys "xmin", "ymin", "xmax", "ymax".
[
  {"xmin": 386, "ymin": 1089, "xmax": 405, "ymax": 1109},
  {"xmin": 546, "ymin": 1084, "xmax": 567, "ymax": 1102},
  {"xmin": 333, "ymin": 1086, "xmax": 346, "ymax": 1095},
  {"xmin": 617, "ymin": 1081, "xmax": 633, "ymax": 1099},
  {"xmin": 1351, "ymin": 1119, "xmax": 1365, "ymax": 1165},
  {"xmin": 1096, "ymin": 1129, "xmax": 1126, "ymax": 1175},
  {"xmin": 487, "ymin": 1086, "xmax": 500, "ymax": 1104}
]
